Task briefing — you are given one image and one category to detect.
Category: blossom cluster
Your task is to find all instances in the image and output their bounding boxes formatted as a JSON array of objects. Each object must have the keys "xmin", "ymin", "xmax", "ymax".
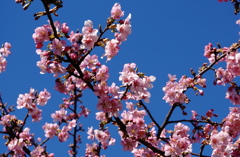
[
  {"xmin": 163, "ymin": 74, "xmax": 206, "ymax": 106},
  {"xmin": 42, "ymin": 119, "xmax": 76, "ymax": 142},
  {"xmin": 119, "ymin": 63, "xmax": 156, "ymax": 103},
  {"xmin": 204, "ymin": 42, "xmax": 240, "ymax": 104},
  {"xmin": 0, "ymin": 42, "xmax": 11, "ymax": 73},
  {"xmin": 16, "ymin": 88, "xmax": 51, "ymax": 122},
  {"xmin": 162, "ymin": 123, "xmax": 192, "ymax": 157},
  {"xmin": 4, "ymin": 1, "xmax": 240, "ymax": 157},
  {"xmin": 209, "ymin": 107, "xmax": 240, "ymax": 156}
]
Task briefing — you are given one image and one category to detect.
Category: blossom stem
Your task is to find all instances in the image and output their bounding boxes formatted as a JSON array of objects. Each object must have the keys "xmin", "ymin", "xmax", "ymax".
[
  {"xmin": 158, "ymin": 103, "xmax": 179, "ymax": 139},
  {"xmin": 41, "ymin": 0, "xmax": 59, "ymax": 40},
  {"xmin": 139, "ymin": 100, "xmax": 161, "ymax": 132}
]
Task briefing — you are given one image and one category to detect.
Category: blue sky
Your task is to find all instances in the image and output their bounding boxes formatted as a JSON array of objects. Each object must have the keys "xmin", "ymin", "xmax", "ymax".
[{"xmin": 0, "ymin": 0, "xmax": 239, "ymax": 156}]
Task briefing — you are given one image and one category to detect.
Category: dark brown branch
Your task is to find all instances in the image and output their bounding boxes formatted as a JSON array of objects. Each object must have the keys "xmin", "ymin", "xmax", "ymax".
[
  {"xmin": 39, "ymin": 138, "xmax": 50, "ymax": 146},
  {"xmin": 96, "ymin": 142, "xmax": 102, "ymax": 156},
  {"xmin": 157, "ymin": 103, "xmax": 179, "ymax": 139},
  {"xmin": 199, "ymin": 144, "xmax": 207, "ymax": 157},
  {"xmin": 72, "ymin": 86, "xmax": 78, "ymax": 157},
  {"xmin": 167, "ymin": 119, "xmax": 222, "ymax": 126},
  {"xmin": 41, "ymin": 0, "xmax": 59, "ymax": 40},
  {"xmin": 195, "ymin": 43, "xmax": 240, "ymax": 80},
  {"xmin": 120, "ymin": 85, "xmax": 130, "ymax": 101},
  {"xmin": 137, "ymin": 139, "xmax": 166, "ymax": 156},
  {"xmin": 139, "ymin": 100, "xmax": 161, "ymax": 132}
]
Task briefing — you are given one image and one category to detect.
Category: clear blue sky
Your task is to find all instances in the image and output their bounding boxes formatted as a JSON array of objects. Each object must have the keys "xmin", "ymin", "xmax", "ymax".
[{"xmin": 0, "ymin": 1, "xmax": 239, "ymax": 156}]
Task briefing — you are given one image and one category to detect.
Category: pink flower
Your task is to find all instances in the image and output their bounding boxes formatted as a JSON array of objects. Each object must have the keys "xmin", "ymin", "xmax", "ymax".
[
  {"xmin": 82, "ymin": 34, "xmax": 98, "ymax": 50},
  {"xmin": 222, "ymin": 107, "xmax": 240, "ymax": 138},
  {"xmin": 111, "ymin": 3, "xmax": 124, "ymax": 20},
  {"xmin": 30, "ymin": 146, "xmax": 44, "ymax": 157},
  {"xmin": 51, "ymin": 108, "xmax": 67, "ymax": 122},
  {"xmin": 87, "ymin": 127, "xmax": 95, "ymax": 140},
  {"xmin": 210, "ymin": 130, "xmax": 233, "ymax": 156},
  {"xmin": 121, "ymin": 138, "xmax": 138, "ymax": 151},
  {"xmin": 95, "ymin": 112, "xmax": 108, "ymax": 121},
  {"xmin": 32, "ymin": 26, "xmax": 50, "ymax": 48},
  {"xmin": 115, "ymin": 14, "xmax": 132, "ymax": 42},
  {"xmin": 226, "ymin": 85, "xmax": 240, "ymax": 105},
  {"xmin": 37, "ymin": 89, "xmax": 51, "ymax": 106},
  {"xmin": 163, "ymin": 75, "xmax": 191, "ymax": 105},
  {"xmin": 119, "ymin": 63, "xmax": 155, "ymax": 102},
  {"xmin": 48, "ymin": 61, "xmax": 66, "ymax": 77},
  {"xmin": 94, "ymin": 129, "xmax": 114, "ymax": 149},
  {"xmin": 42, "ymin": 122, "xmax": 60, "ymax": 138},
  {"xmin": 0, "ymin": 56, "xmax": 7, "ymax": 73},
  {"xmin": 85, "ymin": 143, "xmax": 98, "ymax": 156},
  {"xmin": 54, "ymin": 80, "xmax": 67, "ymax": 94},
  {"xmin": 0, "ymin": 42, "xmax": 11, "ymax": 57},
  {"xmin": 191, "ymin": 110, "xmax": 198, "ymax": 119},
  {"xmin": 68, "ymin": 31, "xmax": 82, "ymax": 43},
  {"xmin": 96, "ymin": 98, "xmax": 122, "ymax": 117},
  {"xmin": 0, "ymin": 114, "xmax": 17, "ymax": 126},
  {"xmin": 58, "ymin": 126, "xmax": 70, "ymax": 142},
  {"xmin": 8, "ymin": 138, "xmax": 26, "ymax": 156},
  {"xmin": 49, "ymin": 38, "xmax": 66, "ymax": 55},
  {"xmin": 81, "ymin": 20, "xmax": 98, "ymax": 50},
  {"xmin": 61, "ymin": 23, "xmax": 70, "ymax": 34},
  {"xmin": 0, "ymin": 42, "xmax": 12, "ymax": 73},
  {"xmin": 82, "ymin": 20, "xmax": 97, "ymax": 35},
  {"xmin": 80, "ymin": 54, "xmax": 100, "ymax": 71},
  {"xmin": 67, "ymin": 119, "xmax": 76, "ymax": 130},
  {"xmin": 103, "ymin": 39, "xmax": 120, "ymax": 61},
  {"xmin": 96, "ymin": 65, "xmax": 109, "ymax": 81}
]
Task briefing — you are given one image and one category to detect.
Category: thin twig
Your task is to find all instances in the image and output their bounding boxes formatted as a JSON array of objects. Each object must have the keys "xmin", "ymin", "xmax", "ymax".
[
  {"xmin": 139, "ymin": 100, "xmax": 161, "ymax": 131},
  {"xmin": 157, "ymin": 103, "xmax": 179, "ymax": 139}
]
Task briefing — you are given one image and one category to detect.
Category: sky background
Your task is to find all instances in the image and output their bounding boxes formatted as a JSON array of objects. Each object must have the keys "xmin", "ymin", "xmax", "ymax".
[{"xmin": 0, "ymin": 0, "xmax": 239, "ymax": 156}]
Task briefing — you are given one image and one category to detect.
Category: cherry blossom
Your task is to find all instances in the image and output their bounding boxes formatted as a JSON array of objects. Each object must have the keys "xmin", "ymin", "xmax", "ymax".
[
  {"xmin": 115, "ymin": 14, "xmax": 132, "ymax": 42},
  {"xmin": 111, "ymin": 3, "xmax": 124, "ymax": 20}
]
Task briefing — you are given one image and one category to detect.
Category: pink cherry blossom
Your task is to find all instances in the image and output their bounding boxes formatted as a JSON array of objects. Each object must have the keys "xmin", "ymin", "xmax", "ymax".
[
  {"xmin": 48, "ymin": 61, "xmax": 66, "ymax": 77},
  {"xmin": 30, "ymin": 146, "xmax": 44, "ymax": 157},
  {"xmin": 61, "ymin": 23, "xmax": 70, "ymax": 34},
  {"xmin": 0, "ymin": 42, "xmax": 12, "ymax": 73},
  {"xmin": 82, "ymin": 34, "xmax": 98, "ymax": 50},
  {"xmin": 7, "ymin": 138, "xmax": 26, "ymax": 156},
  {"xmin": 103, "ymin": 39, "xmax": 120, "ymax": 61},
  {"xmin": 163, "ymin": 75, "xmax": 194, "ymax": 105},
  {"xmin": 95, "ymin": 112, "xmax": 108, "ymax": 122},
  {"xmin": 81, "ymin": 20, "xmax": 98, "ymax": 50},
  {"xmin": 163, "ymin": 123, "xmax": 192, "ymax": 157},
  {"xmin": 0, "ymin": 114, "xmax": 17, "ymax": 127},
  {"xmin": 121, "ymin": 138, "xmax": 138, "ymax": 151},
  {"xmin": 42, "ymin": 122, "xmax": 60, "ymax": 138},
  {"xmin": 58, "ymin": 126, "xmax": 70, "ymax": 142},
  {"xmin": 0, "ymin": 56, "xmax": 7, "ymax": 73},
  {"xmin": 222, "ymin": 107, "xmax": 240, "ymax": 138},
  {"xmin": 96, "ymin": 98, "xmax": 122, "ymax": 117},
  {"xmin": 111, "ymin": 3, "xmax": 124, "ymax": 20},
  {"xmin": 210, "ymin": 130, "xmax": 233, "ymax": 156},
  {"xmin": 0, "ymin": 42, "xmax": 12, "ymax": 57},
  {"xmin": 51, "ymin": 108, "xmax": 67, "ymax": 122},
  {"xmin": 68, "ymin": 31, "xmax": 82, "ymax": 43},
  {"xmin": 49, "ymin": 38, "xmax": 66, "ymax": 55},
  {"xmin": 119, "ymin": 63, "xmax": 155, "ymax": 102},
  {"xmin": 32, "ymin": 25, "xmax": 50, "ymax": 48},
  {"xmin": 37, "ymin": 88, "xmax": 51, "ymax": 106},
  {"xmin": 96, "ymin": 65, "xmax": 110, "ymax": 81},
  {"xmin": 115, "ymin": 14, "xmax": 132, "ymax": 42},
  {"xmin": 94, "ymin": 129, "xmax": 115, "ymax": 149}
]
